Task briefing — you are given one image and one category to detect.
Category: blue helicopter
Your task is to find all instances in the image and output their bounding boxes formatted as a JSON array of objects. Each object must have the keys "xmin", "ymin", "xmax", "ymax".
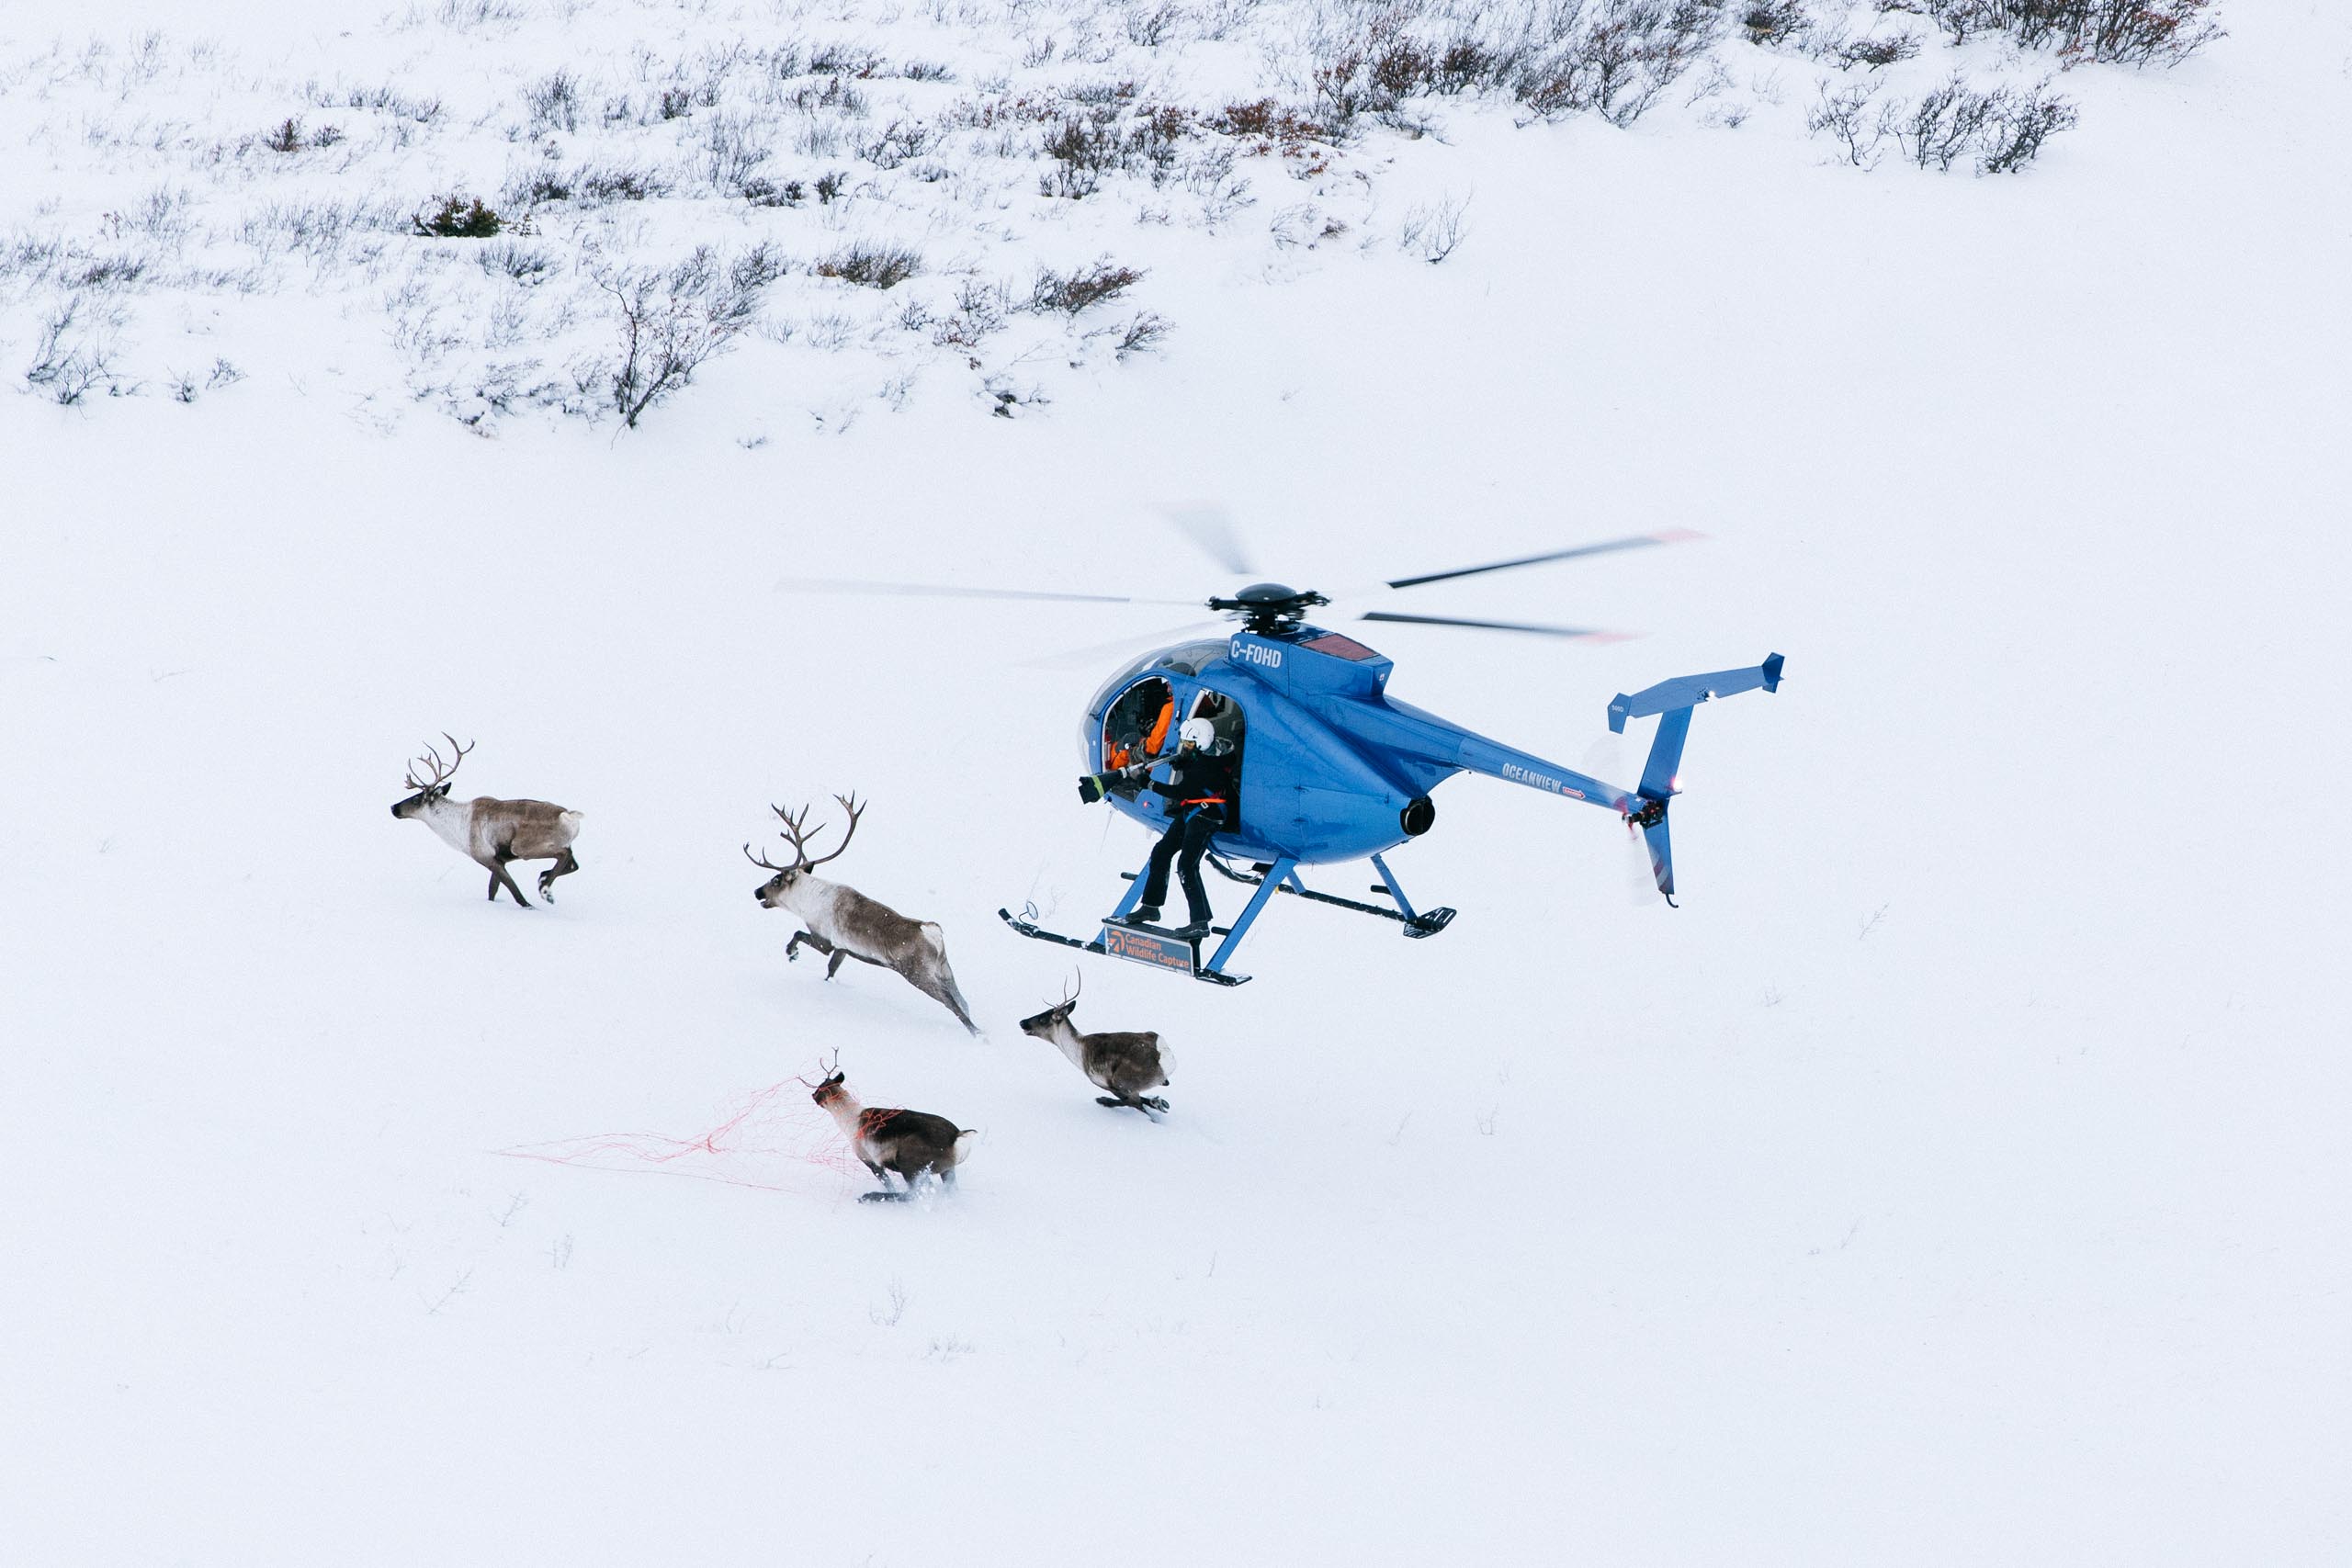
[{"xmin": 785, "ymin": 523, "xmax": 1781, "ymax": 985}]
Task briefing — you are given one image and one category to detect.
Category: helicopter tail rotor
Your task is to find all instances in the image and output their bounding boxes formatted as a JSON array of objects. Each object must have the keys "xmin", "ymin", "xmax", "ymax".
[{"xmin": 1607, "ymin": 652, "xmax": 1786, "ymax": 906}]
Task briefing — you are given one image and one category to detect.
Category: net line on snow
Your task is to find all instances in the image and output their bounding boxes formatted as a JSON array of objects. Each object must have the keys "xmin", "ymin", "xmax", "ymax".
[{"xmin": 497, "ymin": 1080, "xmax": 860, "ymax": 1195}]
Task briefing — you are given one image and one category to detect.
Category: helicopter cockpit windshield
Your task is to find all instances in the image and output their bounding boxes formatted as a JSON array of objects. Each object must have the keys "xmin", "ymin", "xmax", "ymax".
[{"xmin": 1103, "ymin": 678, "xmax": 1174, "ymax": 771}]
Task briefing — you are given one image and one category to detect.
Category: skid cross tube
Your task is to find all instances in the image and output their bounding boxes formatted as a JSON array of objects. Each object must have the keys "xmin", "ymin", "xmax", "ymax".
[
  {"xmin": 1205, "ymin": 853, "xmax": 1293, "ymax": 975},
  {"xmin": 1369, "ymin": 852, "xmax": 1417, "ymax": 921}
]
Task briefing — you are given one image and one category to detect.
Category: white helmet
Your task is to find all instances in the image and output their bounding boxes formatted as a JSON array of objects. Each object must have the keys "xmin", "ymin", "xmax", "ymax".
[{"xmin": 1179, "ymin": 716, "xmax": 1216, "ymax": 750}]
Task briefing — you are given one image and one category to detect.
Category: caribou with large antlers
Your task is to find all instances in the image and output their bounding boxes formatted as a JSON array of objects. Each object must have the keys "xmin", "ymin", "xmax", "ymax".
[
  {"xmin": 1018, "ymin": 971, "xmax": 1173, "ymax": 1117},
  {"xmin": 390, "ymin": 734, "xmax": 582, "ymax": 907},
  {"xmin": 746, "ymin": 794, "xmax": 978, "ymax": 1033},
  {"xmin": 803, "ymin": 1053, "xmax": 977, "ymax": 1202}
]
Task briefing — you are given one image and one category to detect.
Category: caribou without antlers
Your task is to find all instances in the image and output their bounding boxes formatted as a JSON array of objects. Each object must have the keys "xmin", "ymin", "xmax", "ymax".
[
  {"xmin": 1019, "ymin": 970, "xmax": 1172, "ymax": 1116},
  {"xmin": 802, "ymin": 1052, "xmax": 977, "ymax": 1202},
  {"xmin": 390, "ymin": 734, "xmax": 582, "ymax": 908},
  {"xmin": 745, "ymin": 794, "xmax": 978, "ymax": 1034}
]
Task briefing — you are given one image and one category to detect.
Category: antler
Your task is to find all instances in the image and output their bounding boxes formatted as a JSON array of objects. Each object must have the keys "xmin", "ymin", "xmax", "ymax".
[
  {"xmin": 765, "ymin": 795, "xmax": 865, "ymax": 870},
  {"xmin": 793, "ymin": 1048, "xmax": 842, "ymax": 1087},
  {"xmin": 765, "ymin": 802, "xmax": 829, "ymax": 869},
  {"xmin": 1063, "ymin": 967, "xmax": 1082, "ymax": 1008},
  {"xmin": 403, "ymin": 732, "xmax": 473, "ymax": 792},
  {"xmin": 807, "ymin": 793, "xmax": 865, "ymax": 868},
  {"xmin": 758, "ymin": 795, "xmax": 866, "ymax": 871},
  {"xmin": 743, "ymin": 841, "xmax": 786, "ymax": 872}
]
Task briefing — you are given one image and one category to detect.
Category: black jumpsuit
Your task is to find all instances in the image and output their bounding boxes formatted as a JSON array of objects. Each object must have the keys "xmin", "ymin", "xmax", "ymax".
[{"xmin": 1135, "ymin": 745, "xmax": 1239, "ymax": 927}]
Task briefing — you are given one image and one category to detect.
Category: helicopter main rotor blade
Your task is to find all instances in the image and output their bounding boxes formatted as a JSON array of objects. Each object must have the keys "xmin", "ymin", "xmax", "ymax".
[
  {"xmin": 775, "ymin": 576, "xmax": 1201, "ymax": 607},
  {"xmin": 1382, "ymin": 528, "xmax": 1702, "ymax": 592},
  {"xmin": 1161, "ymin": 505, "xmax": 1255, "ymax": 577},
  {"xmin": 1358, "ymin": 611, "xmax": 1634, "ymax": 642}
]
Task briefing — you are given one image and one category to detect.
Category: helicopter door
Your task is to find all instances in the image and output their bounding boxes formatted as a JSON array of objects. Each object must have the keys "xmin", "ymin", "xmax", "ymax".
[{"xmin": 1187, "ymin": 690, "xmax": 1246, "ymax": 817}]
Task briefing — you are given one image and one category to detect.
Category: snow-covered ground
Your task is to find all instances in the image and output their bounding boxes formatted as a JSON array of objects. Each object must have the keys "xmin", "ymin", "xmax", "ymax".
[{"xmin": 6, "ymin": 2, "xmax": 2349, "ymax": 1563}]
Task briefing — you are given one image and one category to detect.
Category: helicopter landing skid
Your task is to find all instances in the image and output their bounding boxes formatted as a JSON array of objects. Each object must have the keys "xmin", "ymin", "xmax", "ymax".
[
  {"xmin": 998, "ymin": 907, "xmax": 1251, "ymax": 987},
  {"xmin": 1202, "ymin": 854, "xmax": 1457, "ymax": 939}
]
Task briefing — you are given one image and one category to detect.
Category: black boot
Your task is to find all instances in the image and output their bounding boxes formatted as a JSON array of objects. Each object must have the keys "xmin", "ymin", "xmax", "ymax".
[{"xmin": 1122, "ymin": 905, "xmax": 1161, "ymax": 927}]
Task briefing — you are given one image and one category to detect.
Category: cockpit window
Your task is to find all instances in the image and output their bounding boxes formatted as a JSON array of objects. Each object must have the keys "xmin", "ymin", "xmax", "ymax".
[
  {"xmin": 1188, "ymin": 688, "xmax": 1245, "ymax": 754},
  {"xmin": 1151, "ymin": 639, "xmax": 1230, "ymax": 677},
  {"xmin": 1102, "ymin": 678, "xmax": 1174, "ymax": 771}
]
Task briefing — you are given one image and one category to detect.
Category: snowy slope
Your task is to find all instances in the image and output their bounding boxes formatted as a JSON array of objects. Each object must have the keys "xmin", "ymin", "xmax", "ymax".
[{"xmin": 6, "ymin": 3, "xmax": 2351, "ymax": 1564}]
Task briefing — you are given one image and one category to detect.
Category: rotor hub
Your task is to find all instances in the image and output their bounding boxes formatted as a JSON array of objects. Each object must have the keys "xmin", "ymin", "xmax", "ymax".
[{"xmin": 1207, "ymin": 582, "xmax": 1330, "ymax": 637}]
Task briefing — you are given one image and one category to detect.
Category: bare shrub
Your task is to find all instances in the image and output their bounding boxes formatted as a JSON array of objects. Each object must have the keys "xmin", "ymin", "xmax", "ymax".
[
  {"xmin": 1114, "ymin": 311, "xmax": 1170, "ymax": 359},
  {"xmin": 856, "ymin": 118, "xmax": 933, "ymax": 169},
  {"xmin": 786, "ymin": 76, "xmax": 870, "ymax": 117},
  {"xmin": 1125, "ymin": 2, "xmax": 1183, "ymax": 48},
  {"xmin": 1299, "ymin": 21, "xmax": 1441, "ymax": 132},
  {"xmin": 900, "ymin": 61, "xmax": 956, "ymax": 82},
  {"xmin": 341, "ymin": 84, "xmax": 444, "ymax": 123},
  {"xmin": 165, "ymin": 357, "xmax": 244, "ymax": 404},
  {"xmin": 239, "ymin": 197, "xmax": 401, "ymax": 263},
  {"xmin": 594, "ymin": 244, "xmax": 781, "ymax": 427},
  {"xmin": 1041, "ymin": 115, "xmax": 1121, "ymax": 197},
  {"xmin": 1883, "ymin": 73, "xmax": 1999, "ymax": 170},
  {"xmin": 438, "ymin": 0, "xmax": 526, "ymax": 26},
  {"xmin": 1399, "ymin": 193, "xmax": 1472, "ymax": 263},
  {"xmin": 933, "ymin": 278, "xmax": 1011, "ymax": 348},
  {"xmin": 705, "ymin": 114, "xmax": 771, "ymax": 193},
  {"xmin": 741, "ymin": 175, "xmax": 807, "ymax": 207},
  {"xmin": 571, "ymin": 164, "xmax": 669, "ymax": 203},
  {"xmin": 1028, "ymin": 260, "xmax": 1144, "ymax": 315},
  {"xmin": 1810, "ymin": 73, "xmax": 2076, "ymax": 174},
  {"xmin": 808, "ymin": 41, "xmax": 884, "ymax": 76},
  {"xmin": 1836, "ymin": 33, "xmax": 1922, "ymax": 69},
  {"xmin": 1807, "ymin": 83, "xmax": 1886, "ymax": 165},
  {"xmin": 816, "ymin": 242, "xmax": 922, "ymax": 289},
  {"xmin": 524, "ymin": 70, "xmax": 582, "ymax": 135},
  {"xmin": 70, "ymin": 254, "xmax": 149, "ymax": 290},
  {"xmin": 24, "ymin": 295, "xmax": 125, "ymax": 404},
  {"xmin": 1922, "ymin": 0, "xmax": 2222, "ymax": 65},
  {"xmin": 478, "ymin": 240, "xmax": 556, "ymax": 284},
  {"xmin": 1207, "ymin": 97, "xmax": 1328, "ymax": 146},
  {"xmin": 506, "ymin": 166, "xmax": 571, "ymax": 206},
  {"xmin": 1510, "ymin": 1, "xmax": 1730, "ymax": 128},
  {"xmin": 1184, "ymin": 145, "xmax": 1254, "ymax": 223},
  {"xmin": 1740, "ymin": 2, "xmax": 1811, "ymax": 46},
  {"xmin": 1977, "ymin": 80, "xmax": 2078, "ymax": 173}
]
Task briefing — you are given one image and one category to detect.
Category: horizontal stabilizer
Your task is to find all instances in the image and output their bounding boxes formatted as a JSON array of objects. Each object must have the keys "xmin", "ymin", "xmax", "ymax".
[{"xmin": 1609, "ymin": 652, "xmax": 1783, "ymax": 734}]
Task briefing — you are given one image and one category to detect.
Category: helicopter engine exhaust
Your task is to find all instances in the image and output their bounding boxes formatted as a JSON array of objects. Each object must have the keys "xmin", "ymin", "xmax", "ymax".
[{"xmin": 1400, "ymin": 796, "xmax": 1435, "ymax": 837}]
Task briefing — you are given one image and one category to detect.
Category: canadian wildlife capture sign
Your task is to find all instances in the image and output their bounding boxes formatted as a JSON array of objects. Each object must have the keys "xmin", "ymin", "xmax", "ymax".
[{"xmin": 1102, "ymin": 923, "xmax": 1196, "ymax": 974}]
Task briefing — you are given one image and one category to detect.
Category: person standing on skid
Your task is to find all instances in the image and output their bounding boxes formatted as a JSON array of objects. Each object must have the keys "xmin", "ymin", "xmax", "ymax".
[{"xmin": 1126, "ymin": 716, "xmax": 1238, "ymax": 937}]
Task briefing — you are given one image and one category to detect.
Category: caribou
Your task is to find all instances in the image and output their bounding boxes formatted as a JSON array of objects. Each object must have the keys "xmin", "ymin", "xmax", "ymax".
[
  {"xmin": 805, "ymin": 1055, "xmax": 977, "ymax": 1201},
  {"xmin": 1018, "ymin": 971, "xmax": 1172, "ymax": 1117},
  {"xmin": 390, "ymin": 735, "xmax": 582, "ymax": 907},
  {"xmin": 745, "ymin": 794, "xmax": 978, "ymax": 1034}
]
